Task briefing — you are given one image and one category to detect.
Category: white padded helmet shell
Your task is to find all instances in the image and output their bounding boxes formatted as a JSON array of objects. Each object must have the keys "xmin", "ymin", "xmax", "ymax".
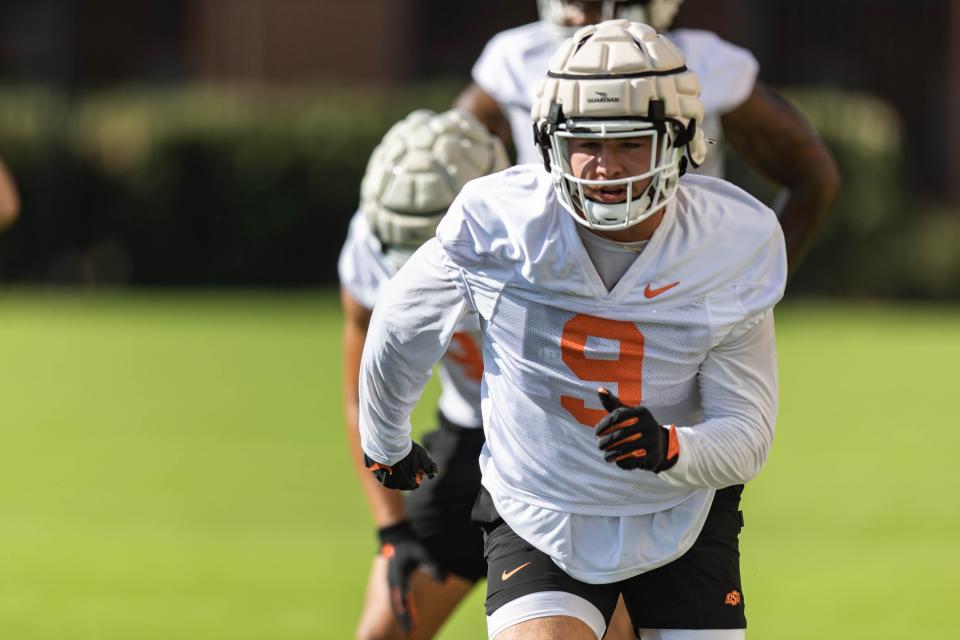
[
  {"xmin": 360, "ymin": 109, "xmax": 509, "ymax": 249},
  {"xmin": 532, "ymin": 20, "xmax": 707, "ymax": 230},
  {"xmin": 537, "ymin": 0, "xmax": 685, "ymax": 36}
]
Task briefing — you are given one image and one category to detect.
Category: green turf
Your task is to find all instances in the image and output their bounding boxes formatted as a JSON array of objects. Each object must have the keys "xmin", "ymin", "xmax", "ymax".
[{"xmin": 0, "ymin": 291, "xmax": 957, "ymax": 639}]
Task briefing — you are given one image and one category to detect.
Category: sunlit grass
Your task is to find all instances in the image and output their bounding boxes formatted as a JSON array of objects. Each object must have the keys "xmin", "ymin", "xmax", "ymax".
[{"xmin": 0, "ymin": 291, "xmax": 956, "ymax": 638}]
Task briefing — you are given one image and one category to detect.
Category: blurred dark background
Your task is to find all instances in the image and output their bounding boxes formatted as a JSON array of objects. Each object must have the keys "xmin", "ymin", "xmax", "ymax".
[{"xmin": 0, "ymin": 0, "xmax": 958, "ymax": 295}]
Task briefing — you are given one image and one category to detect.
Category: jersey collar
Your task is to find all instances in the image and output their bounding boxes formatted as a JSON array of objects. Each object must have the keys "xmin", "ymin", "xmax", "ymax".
[{"xmin": 561, "ymin": 197, "xmax": 678, "ymax": 302}]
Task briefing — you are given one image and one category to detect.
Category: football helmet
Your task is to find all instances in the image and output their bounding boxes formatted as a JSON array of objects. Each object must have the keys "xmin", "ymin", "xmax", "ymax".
[
  {"xmin": 538, "ymin": 0, "xmax": 685, "ymax": 36},
  {"xmin": 532, "ymin": 20, "xmax": 707, "ymax": 230},
  {"xmin": 360, "ymin": 109, "xmax": 509, "ymax": 251}
]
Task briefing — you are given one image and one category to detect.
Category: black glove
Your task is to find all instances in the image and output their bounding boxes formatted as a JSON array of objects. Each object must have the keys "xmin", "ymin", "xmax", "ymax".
[
  {"xmin": 378, "ymin": 521, "xmax": 447, "ymax": 635},
  {"xmin": 364, "ymin": 441, "xmax": 439, "ymax": 490},
  {"xmin": 595, "ymin": 387, "xmax": 680, "ymax": 472}
]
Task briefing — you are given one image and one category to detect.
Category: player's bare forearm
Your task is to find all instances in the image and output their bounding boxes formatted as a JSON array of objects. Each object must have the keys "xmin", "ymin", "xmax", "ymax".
[
  {"xmin": 340, "ymin": 288, "xmax": 406, "ymax": 527},
  {"xmin": 453, "ymin": 82, "xmax": 514, "ymax": 152},
  {"xmin": 0, "ymin": 158, "xmax": 21, "ymax": 231},
  {"xmin": 722, "ymin": 83, "xmax": 841, "ymax": 274},
  {"xmin": 775, "ymin": 176, "xmax": 838, "ymax": 276}
]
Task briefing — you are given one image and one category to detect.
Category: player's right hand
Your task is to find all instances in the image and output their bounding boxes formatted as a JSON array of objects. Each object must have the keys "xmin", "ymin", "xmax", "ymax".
[
  {"xmin": 379, "ymin": 521, "xmax": 447, "ymax": 635},
  {"xmin": 363, "ymin": 441, "xmax": 439, "ymax": 490}
]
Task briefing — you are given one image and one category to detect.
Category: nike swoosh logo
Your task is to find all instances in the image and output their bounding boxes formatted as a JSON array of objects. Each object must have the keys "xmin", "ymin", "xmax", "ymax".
[
  {"xmin": 644, "ymin": 281, "xmax": 680, "ymax": 299},
  {"xmin": 501, "ymin": 561, "xmax": 532, "ymax": 581}
]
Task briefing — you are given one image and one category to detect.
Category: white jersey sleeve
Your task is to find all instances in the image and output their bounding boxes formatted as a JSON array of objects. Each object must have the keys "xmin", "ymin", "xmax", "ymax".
[
  {"xmin": 668, "ymin": 29, "xmax": 758, "ymax": 117},
  {"xmin": 472, "ymin": 22, "xmax": 561, "ymax": 166},
  {"xmin": 341, "ymin": 210, "xmax": 486, "ymax": 430},
  {"xmin": 337, "ymin": 211, "xmax": 392, "ymax": 310},
  {"xmin": 662, "ymin": 307, "xmax": 778, "ymax": 488},
  {"xmin": 471, "ymin": 26, "xmax": 525, "ymax": 116},
  {"xmin": 358, "ymin": 238, "xmax": 472, "ymax": 464},
  {"xmin": 658, "ymin": 175, "xmax": 783, "ymax": 489}
]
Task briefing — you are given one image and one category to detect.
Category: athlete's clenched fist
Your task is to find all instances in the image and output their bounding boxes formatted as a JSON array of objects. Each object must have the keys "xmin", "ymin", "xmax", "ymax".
[
  {"xmin": 595, "ymin": 388, "xmax": 680, "ymax": 473},
  {"xmin": 364, "ymin": 441, "xmax": 439, "ymax": 490}
]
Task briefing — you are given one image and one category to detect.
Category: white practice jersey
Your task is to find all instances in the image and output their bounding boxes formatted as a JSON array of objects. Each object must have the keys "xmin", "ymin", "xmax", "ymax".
[
  {"xmin": 359, "ymin": 167, "xmax": 786, "ymax": 583},
  {"xmin": 338, "ymin": 211, "xmax": 484, "ymax": 429},
  {"xmin": 472, "ymin": 23, "xmax": 758, "ymax": 177}
]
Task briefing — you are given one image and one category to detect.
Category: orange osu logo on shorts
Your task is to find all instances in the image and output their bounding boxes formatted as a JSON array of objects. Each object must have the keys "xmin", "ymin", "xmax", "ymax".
[{"xmin": 724, "ymin": 590, "xmax": 742, "ymax": 606}]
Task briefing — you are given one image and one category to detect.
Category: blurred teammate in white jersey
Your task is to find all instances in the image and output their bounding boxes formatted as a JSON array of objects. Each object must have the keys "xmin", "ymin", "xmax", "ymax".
[
  {"xmin": 456, "ymin": 0, "xmax": 838, "ymax": 272},
  {"xmin": 340, "ymin": 109, "xmax": 508, "ymax": 639},
  {"xmin": 361, "ymin": 21, "xmax": 786, "ymax": 639}
]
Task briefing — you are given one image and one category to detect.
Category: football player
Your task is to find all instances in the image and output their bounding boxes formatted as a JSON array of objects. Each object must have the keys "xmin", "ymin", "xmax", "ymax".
[
  {"xmin": 0, "ymin": 157, "xmax": 20, "ymax": 231},
  {"xmin": 361, "ymin": 21, "xmax": 785, "ymax": 639},
  {"xmin": 340, "ymin": 109, "xmax": 509, "ymax": 639},
  {"xmin": 455, "ymin": 0, "xmax": 839, "ymax": 272}
]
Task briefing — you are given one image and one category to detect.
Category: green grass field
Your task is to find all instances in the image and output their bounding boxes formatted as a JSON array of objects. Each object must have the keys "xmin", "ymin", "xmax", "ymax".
[{"xmin": 1, "ymin": 290, "xmax": 958, "ymax": 639}]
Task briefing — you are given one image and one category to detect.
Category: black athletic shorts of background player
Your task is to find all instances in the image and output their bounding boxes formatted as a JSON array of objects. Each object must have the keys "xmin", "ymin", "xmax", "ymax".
[
  {"xmin": 403, "ymin": 412, "xmax": 487, "ymax": 582},
  {"xmin": 472, "ymin": 484, "xmax": 747, "ymax": 631}
]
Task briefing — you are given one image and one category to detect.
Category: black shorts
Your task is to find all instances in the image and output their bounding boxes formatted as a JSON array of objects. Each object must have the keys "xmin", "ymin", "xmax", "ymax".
[
  {"xmin": 474, "ymin": 485, "xmax": 746, "ymax": 631},
  {"xmin": 404, "ymin": 413, "xmax": 486, "ymax": 582}
]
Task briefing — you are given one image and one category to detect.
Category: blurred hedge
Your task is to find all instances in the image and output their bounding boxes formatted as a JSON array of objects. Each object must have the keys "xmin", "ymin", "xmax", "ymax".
[
  {"xmin": 728, "ymin": 87, "xmax": 960, "ymax": 298},
  {"xmin": 0, "ymin": 83, "xmax": 958, "ymax": 296},
  {"xmin": 0, "ymin": 84, "xmax": 461, "ymax": 285}
]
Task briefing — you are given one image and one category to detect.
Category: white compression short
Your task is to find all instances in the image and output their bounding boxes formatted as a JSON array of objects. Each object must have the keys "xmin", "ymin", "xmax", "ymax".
[{"xmin": 486, "ymin": 590, "xmax": 747, "ymax": 640}]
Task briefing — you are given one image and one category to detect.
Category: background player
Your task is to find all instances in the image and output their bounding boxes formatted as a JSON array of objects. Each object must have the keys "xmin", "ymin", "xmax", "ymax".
[
  {"xmin": 455, "ymin": 0, "xmax": 839, "ymax": 272},
  {"xmin": 361, "ymin": 21, "xmax": 785, "ymax": 639},
  {"xmin": 0, "ymin": 156, "xmax": 20, "ymax": 231},
  {"xmin": 340, "ymin": 109, "xmax": 508, "ymax": 639}
]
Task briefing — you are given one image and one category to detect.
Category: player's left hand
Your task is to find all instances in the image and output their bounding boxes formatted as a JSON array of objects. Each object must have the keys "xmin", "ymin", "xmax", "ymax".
[
  {"xmin": 363, "ymin": 441, "xmax": 439, "ymax": 490},
  {"xmin": 379, "ymin": 521, "xmax": 447, "ymax": 635},
  {"xmin": 595, "ymin": 388, "xmax": 680, "ymax": 472}
]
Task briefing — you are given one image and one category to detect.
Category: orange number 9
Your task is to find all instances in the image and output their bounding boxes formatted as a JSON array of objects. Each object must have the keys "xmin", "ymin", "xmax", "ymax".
[{"xmin": 560, "ymin": 313, "xmax": 644, "ymax": 427}]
